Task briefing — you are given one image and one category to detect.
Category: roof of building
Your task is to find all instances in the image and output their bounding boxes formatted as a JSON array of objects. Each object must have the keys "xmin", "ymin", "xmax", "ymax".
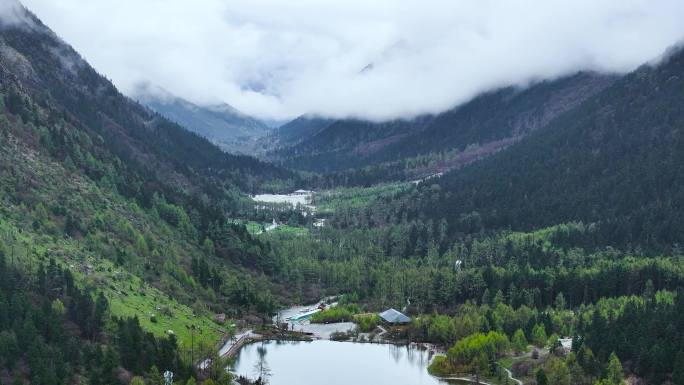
[
  {"xmin": 559, "ymin": 338, "xmax": 573, "ymax": 351},
  {"xmin": 379, "ymin": 308, "xmax": 411, "ymax": 324}
]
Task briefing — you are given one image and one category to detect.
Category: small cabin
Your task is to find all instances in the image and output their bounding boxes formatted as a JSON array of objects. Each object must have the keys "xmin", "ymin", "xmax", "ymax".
[
  {"xmin": 379, "ymin": 308, "xmax": 411, "ymax": 325},
  {"xmin": 213, "ymin": 313, "xmax": 226, "ymax": 324}
]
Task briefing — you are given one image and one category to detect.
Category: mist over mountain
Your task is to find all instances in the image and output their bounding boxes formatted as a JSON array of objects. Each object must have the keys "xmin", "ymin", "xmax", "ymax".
[
  {"xmin": 135, "ymin": 84, "xmax": 272, "ymax": 155},
  {"xmin": 271, "ymin": 72, "xmax": 617, "ymax": 177},
  {"xmin": 21, "ymin": 0, "xmax": 684, "ymax": 121},
  {"xmin": 412, "ymin": 45, "xmax": 684, "ymax": 250},
  {"xmin": 4, "ymin": 2, "xmax": 684, "ymax": 385}
]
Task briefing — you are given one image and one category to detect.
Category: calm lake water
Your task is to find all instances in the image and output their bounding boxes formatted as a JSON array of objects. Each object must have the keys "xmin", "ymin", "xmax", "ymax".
[{"xmin": 230, "ymin": 340, "xmax": 463, "ymax": 385}]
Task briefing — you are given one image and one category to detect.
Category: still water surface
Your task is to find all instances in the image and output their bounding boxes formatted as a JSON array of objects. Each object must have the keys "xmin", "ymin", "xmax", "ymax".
[{"xmin": 231, "ymin": 340, "xmax": 466, "ymax": 385}]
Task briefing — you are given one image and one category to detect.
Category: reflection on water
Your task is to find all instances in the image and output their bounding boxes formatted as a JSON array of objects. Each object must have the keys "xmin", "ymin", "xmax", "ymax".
[{"xmin": 231, "ymin": 340, "xmax": 461, "ymax": 385}]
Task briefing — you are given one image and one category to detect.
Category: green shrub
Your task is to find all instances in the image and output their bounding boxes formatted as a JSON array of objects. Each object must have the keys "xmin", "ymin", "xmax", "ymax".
[
  {"xmin": 309, "ymin": 304, "xmax": 360, "ymax": 324},
  {"xmin": 445, "ymin": 331, "xmax": 510, "ymax": 375},
  {"xmin": 355, "ymin": 314, "xmax": 381, "ymax": 332}
]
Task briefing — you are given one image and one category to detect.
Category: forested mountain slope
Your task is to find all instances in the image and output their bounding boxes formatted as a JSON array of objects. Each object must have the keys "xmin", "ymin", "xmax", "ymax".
[
  {"xmin": 0, "ymin": 251, "xmax": 196, "ymax": 385},
  {"xmin": 0, "ymin": 8, "xmax": 296, "ymax": 199},
  {"xmin": 414, "ymin": 46, "xmax": 684, "ymax": 251},
  {"xmin": 272, "ymin": 116, "xmax": 432, "ymax": 172},
  {"xmin": 136, "ymin": 86, "xmax": 272, "ymax": 155},
  {"xmin": 273, "ymin": 73, "xmax": 615, "ymax": 176},
  {"xmin": 265, "ymin": 115, "xmax": 334, "ymax": 147},
  {"xmin": 0, "ymin": 5, "xmax": 300, "ymax": 384},
  {"xmin": 372, "ymin": 72, "xmax": 616, "ymax": 163}
]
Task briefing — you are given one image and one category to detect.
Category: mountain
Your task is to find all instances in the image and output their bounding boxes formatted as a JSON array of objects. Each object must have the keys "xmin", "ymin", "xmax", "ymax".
[
  {"xmin": 0, "ymin": 5, "xmax": 301, "ymax": 383},
  {"xmin": 412, "ymin": 46, "xmax": 684, "ymax": 251},
  {"xmin": 0, "ymin": 4, "xmax": 297, "ymax": 195},
  {"xmin": 270, "ymin": 115, "xmax": 335, "ymax": 147},
  {"xmin": 271, "ymin": 73, "xmax": 616, "ymax": 177},
  {"xmin": 136, "ymin": 85, "xmax": 273, "ymax": 155}
]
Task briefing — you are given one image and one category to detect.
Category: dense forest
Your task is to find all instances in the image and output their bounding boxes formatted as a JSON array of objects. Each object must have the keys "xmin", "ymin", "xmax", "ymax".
[
  {"xmin": 0, "ymin": 246, "xmax": 222, "ymax": 385},
  {"xmin": 0, "ymin": 8, "xmax": 293, "ymax": 384},
  {"xmin": 410, "ymin": 47, "xmax": 684, "ymax": 251},
  {"xmin": 270, "ymin": 73, "xmax": 614, "ymax": 176}
]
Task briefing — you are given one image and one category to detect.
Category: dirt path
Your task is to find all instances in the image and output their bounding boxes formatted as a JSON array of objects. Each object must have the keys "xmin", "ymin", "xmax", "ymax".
[
  {"xmin": 435, "ymin": 363, "xmax": 523, "ymax": 385},
  {"xmin": 199, "ymin": 329, "xmax": 262, "ymax": 369},
  {"xmin": 501, "ymin": 366, "xmax": 523, "ymax": 385}
]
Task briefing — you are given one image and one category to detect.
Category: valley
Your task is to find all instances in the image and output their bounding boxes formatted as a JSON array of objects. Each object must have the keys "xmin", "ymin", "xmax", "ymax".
[{"xmin": 1, "ymin": 2, "xmax": 684, "ymax": 385}]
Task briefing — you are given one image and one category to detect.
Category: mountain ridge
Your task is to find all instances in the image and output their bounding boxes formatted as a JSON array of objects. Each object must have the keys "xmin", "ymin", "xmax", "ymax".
[
  {"xmin": 409, "ymin": 45, "xmax": 684, "ymax": 250},
  {"xmin": 135, "ymin": 84, "xmax": 272, "ymax": 155},
  {"xmin": 271, "ymin": 72, "xmax": 616, "ymax": 179}
]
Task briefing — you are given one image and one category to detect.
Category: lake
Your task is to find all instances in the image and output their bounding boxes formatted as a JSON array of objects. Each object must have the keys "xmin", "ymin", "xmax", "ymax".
[
  {"xmin": 230, "ymin": 340, "xmax": 464, "ymax": 385},
  {"xmin": 252, "ymin": 192, "xmax": 313, "ymax": 207}
]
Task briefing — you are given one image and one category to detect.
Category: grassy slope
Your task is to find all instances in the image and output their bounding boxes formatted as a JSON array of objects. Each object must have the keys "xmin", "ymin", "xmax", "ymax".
[{"xmin": 0, "ymin": 124, "xmax": 229, "ymax": 350}]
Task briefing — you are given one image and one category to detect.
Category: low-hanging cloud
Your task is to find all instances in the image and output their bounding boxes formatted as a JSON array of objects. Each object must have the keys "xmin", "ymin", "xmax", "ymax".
[
  {"xmin": 16, "ymin": 0, "xmax": 684, "ymax": 121},
  {"xmin": 0, "ymin": 0, "xmax": 34, "ymax": 27}
]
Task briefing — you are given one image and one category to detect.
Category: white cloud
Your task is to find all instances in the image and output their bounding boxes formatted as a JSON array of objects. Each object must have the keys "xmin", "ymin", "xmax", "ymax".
[
  {"xmin": 16, "ymin": 0, "xmax": 684, "ymax": 121},
  {"xmin": 0, "ymin": 0, "xmax": 34, "ymax": 27}
]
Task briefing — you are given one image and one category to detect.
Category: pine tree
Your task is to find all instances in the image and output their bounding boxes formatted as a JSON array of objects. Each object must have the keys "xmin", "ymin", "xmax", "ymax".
[
  {"xmin": 554, "ymin": 292, "xmax": 567, "ymax": 310},
  {"xmin": 481, "ymin": 288, "xmax": 491, "ymax": 306},
  {"xmin": 673, "ymin": 351, "xmax": 684, "ymax": 385},
  {"xmin": 606, "ymin": 352, "xmax": 623, "ymax": 385},
  {"xmin": 546, "ymin": 356, "xmax": 571, "ymax": 385},
  {"xmin": 536, "ymin": 368, "xmax": 548, "ymax": 385},
  {"xmin": 148, "ymin": 365, "xmax": 164, "ymax": 385},
  {"xmin": 512, "ymin": 329, "xmax": 528, "ymax": 353},
  {"xmin": 532, "ymin": 323, "xmax": 547, "ymax": 347},
  {"xmin": 94, "ymin": 291, "xmax": 109, "ymax": 333}
]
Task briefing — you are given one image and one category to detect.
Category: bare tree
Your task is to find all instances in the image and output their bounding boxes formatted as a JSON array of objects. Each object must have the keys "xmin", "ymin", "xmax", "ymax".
[{"xmin": 253, "ymin": 344, "xmax": 272, "ymax": 384}]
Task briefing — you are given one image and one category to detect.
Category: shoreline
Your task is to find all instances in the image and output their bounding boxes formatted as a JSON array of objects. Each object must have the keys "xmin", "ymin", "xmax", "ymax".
[
  {"xmin": 220, "ymin": 325, "xmax": 524, "ymax": 385},
  {"xmin": 207, "ymin": 299, "xmax": 522, "ymax": 385}
]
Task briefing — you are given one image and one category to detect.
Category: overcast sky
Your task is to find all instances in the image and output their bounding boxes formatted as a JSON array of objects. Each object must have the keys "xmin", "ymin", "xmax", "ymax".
[{"xmin": 17, "ymin": 0, "xmax": 684, "ymax": 121}]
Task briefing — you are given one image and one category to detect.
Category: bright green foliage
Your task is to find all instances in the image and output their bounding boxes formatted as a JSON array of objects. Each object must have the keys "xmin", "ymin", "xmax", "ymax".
[
  {"xmin": 354, "ymin": 313, "xmax": 382, "ymax": 332},
  {"xmin": 51, "ymin": 299, "xmax": 66, "ymax": 316},
  {"xmin": 315, "ymin": 183, "xmax": 411, "ymax": 213},
  {"xmin": 605, "ymin": 352, "xmax": 623, "ymax": 385},
  {"xmin": 425, "ymin": 315, "xmax": 457, "ymax": 345},
  {"xmin": 555, "ymin": 292, "xmax": 567, "ymax": 310},
  {"xmin": 147, "ymin": 365, "xmax": 164, "ymax": 385},
  {"xmin": 427, "ymin": 355, "xmax": 451, "ymax": 377},
  {"xmin": 202, "ymin": 237, "xmax": 215, "ymax": 255},
  {"xmin": 565, "ymin": 352, "xmax": 586, "ymax": 384},
  {"xmin": 511, "ymin": 329, "xmax": 528, "ymax": 353},
  {"xmin": 309, "ymin": 304, "xmax": 360, "ymax": 323},
  {"xmin": 443, "ymin": 331, "xmax": 510, "ymax": 375},
  {"xmin": 546, "ymin": 356, "xmax": 571, "ymax": 385},
  {"xmin": 0, "ymin": 257, "xmax": 191, "ymax": 384},
  {"xmin": 532, "ymin": 323, "xmax": 547, "ymax": 347}
]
